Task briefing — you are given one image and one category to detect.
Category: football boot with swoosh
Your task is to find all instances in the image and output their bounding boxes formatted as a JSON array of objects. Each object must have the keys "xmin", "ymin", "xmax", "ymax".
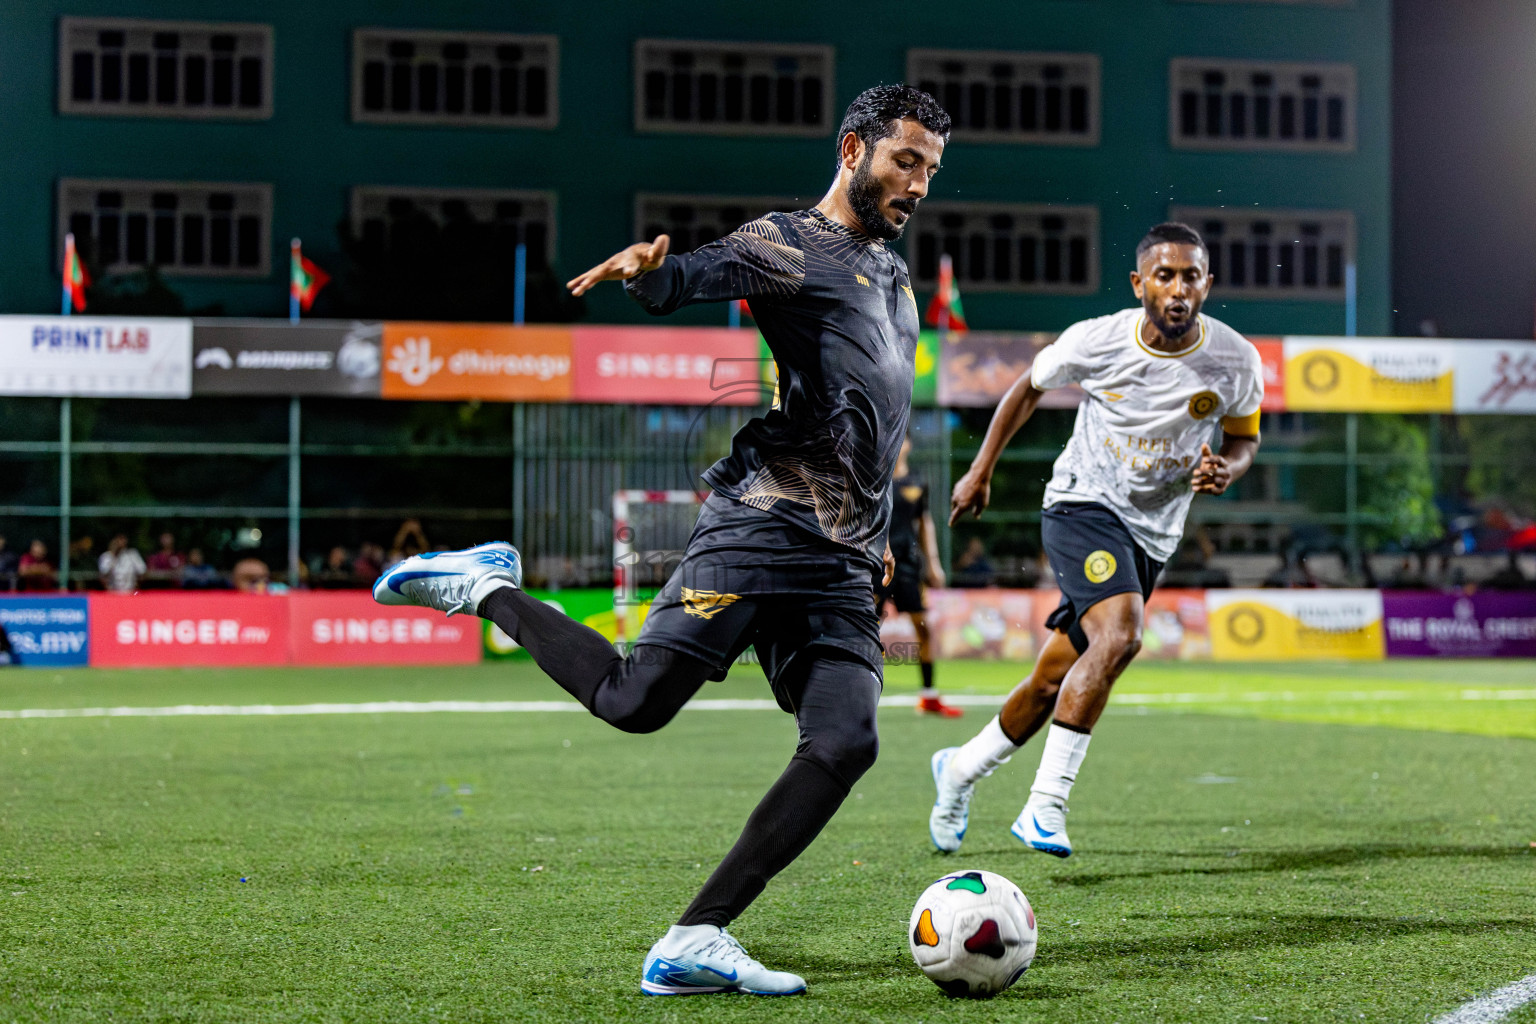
[
  {"xmin": 1011, "ymin": 794, "xmax": 1073, "ymax": 858},
  {"xmin": 641, "ymin": 924, "xmax": 806, "ymax": 996},
  {"xmin": 372, "ymin": 542, "xmax": 522, "ymax": 616}
]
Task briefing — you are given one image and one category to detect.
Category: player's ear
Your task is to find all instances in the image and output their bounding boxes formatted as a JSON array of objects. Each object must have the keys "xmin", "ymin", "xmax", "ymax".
[
  {"xmin": 1129, "ymin": 270, "xmax": 1144, "ymax": 299},
  {"xmin": 839, "ymin": 130, "xmax": 863, "ymax": 171}
]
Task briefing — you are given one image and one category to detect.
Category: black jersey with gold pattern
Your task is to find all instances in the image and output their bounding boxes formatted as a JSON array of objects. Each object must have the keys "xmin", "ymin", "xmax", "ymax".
[{"xmin": 626, "ymin": 208, "xmax": 920, "ymax": 564}]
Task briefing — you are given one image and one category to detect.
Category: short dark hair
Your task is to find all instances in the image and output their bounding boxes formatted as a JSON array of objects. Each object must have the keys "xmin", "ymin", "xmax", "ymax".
[
  {"xmin": 836, "ymin": 84, "xmax": 951, "ymax": 163},
  {"xmin": 1136, "ymin": 222, "xmax": 1206, "ymax": 260}
]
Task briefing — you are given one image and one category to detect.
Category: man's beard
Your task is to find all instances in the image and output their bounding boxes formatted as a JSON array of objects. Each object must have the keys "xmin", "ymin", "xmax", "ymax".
[
  {"xmin": 847, "ymin": 151, "xmax": 910, "ymax": 240},
  {"xmin": 1145, "ymin": 298, "xmax": 1197, "ymax": 340}
]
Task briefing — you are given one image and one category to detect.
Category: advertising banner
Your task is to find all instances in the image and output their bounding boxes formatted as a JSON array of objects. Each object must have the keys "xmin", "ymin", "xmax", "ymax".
[
  {"xmin": 88, "ymin": 592, "xmax": 289, "ymax": 667},
  {"xmin": 1252, "ymin": 338, "xmax": 1286, "ymax": 412},
  {"xmin": 192, "ymin": 320, "xmax": 381, "ymax": 396},
  {"xmin": 0, "ymin": 596, "xmax": 90, "ymax": 667},
  {"xmin": 485, "ymin": 588, "xmax": 618, "ymax": 657},
  {"xmin": 912, "ymin": 588, "xmax": 1039, "ymax": 661},
  {"xmin": 1452, "ymin": 341, "xmax": 1536, "ymax": 414},
  {"xmin": 381, "ymin": 323, "xmax": 573, "ymax": 401},
  {"xmin": 936, "ymin": 332, "xmax": 1083, "ymax": 409},
  {"xmin": 1283, "ymin": 338, "xmax": 1455, "ymax": 412},
  {"xmin": 1382, "ymin": 591, "xmax": 1536, "ymax": 658},
  {"xmin": 1207, "ymin": 589, "xmax": 1385, "ymax": 661},
  {"xmin": 571, "ymin": 327, "xmax": 763, "ymax": 405},
  {"xmin": 0, "ymin": 316, "xmax": 192, "ymax": 397},
  {"xmin": 289, "ymin": 591, "xmax": 481, "ymax": 666},
  {"xmin": 1139, "ymin": 588, "xmax": 1213, "ymax": 660}
]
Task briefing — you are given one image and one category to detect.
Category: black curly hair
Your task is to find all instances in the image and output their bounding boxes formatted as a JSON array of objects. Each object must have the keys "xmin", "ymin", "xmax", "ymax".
[
  {"xmin": 1136, "ymin": 222, "xmax": 1207, "ymax": 260},
  {"xmin": 835, "ymin": 84, "xmax": 951, "ymax": 163}
]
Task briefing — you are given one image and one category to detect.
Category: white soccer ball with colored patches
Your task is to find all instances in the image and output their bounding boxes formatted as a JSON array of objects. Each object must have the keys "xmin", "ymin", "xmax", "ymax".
[{"xmin": 908, "ymin": 869, "xmax": 1037, "ymax": 998}]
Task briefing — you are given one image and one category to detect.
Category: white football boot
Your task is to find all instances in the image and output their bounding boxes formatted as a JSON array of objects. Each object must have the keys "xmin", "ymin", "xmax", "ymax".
[
  {"xmin": 1011, "ymin": 794, "xmax": 1073, "ymax": 858},
  {"xmin": 928, "ymin": 747, "xmax": 973, "ymax": 854},
  {"xmin": 372, "ymin": 541, "xmax": 522, "ymax": 616},
  {"xmin": 640, "ymin": 924, "xmax": 806, "ymax": 996}
]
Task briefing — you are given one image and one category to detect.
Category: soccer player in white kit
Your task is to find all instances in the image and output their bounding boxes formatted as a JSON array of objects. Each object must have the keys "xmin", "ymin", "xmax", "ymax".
[{"xmin": 929, "ymin": 222, "xmax": 1264, "ymax": 857}]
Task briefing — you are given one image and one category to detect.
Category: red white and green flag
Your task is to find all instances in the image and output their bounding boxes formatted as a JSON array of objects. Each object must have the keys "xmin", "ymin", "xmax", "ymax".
[
  {"xmin": 62, "ymin": 232, "xmax": 89, "ymax": 313},
  {"xmin": 923, "ymin": 253, "xmax": 967, "ymax": 333},
  {"xmin": 289, "ymin": 238, "xmax": 330, "ymax": 316}
]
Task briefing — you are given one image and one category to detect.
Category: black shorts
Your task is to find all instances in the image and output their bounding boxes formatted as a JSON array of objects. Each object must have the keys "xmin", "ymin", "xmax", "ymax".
[
  {"xmin": 1041, "ymin": 501, "xmax": 1164, "ymax": 654},
  {"xmin": 635, "ymin": 496, "xmax": 885, "ymax": 710},
  {"xmin": 876, "ymin": 556, "xmax": 925, "ymax": 614}
]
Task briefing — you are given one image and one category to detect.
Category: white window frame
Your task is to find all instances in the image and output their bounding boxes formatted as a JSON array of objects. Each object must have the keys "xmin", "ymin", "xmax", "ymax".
[
  {"xmin": 633, "ymin": 39, "xmax": 835, "ymax": 137},
  {"xmin": 906, "ymin": 49, "xmax": 1100, "ymax": 146},
  {"xmin": 58, "ymin": 16, "xmax": 273, "ymax": 120},
  {"xmin": 1168, "ymin": 58, "xmax": 1356, "ymax": 153},
  {"xmin": 350, "ymin": 186, "xmax": 558, "ymax": 264},
  {"xmin": 633, "ymin": 193, "xmax": 802, "ymax": 251},
  {"xmin": 908, "ymin": 201, "xmax": 1099, "ymax": 295},
  {"xmin": 57, "ymin": 178, "xmax": 272, "ymax": 278},
  {"xmin": 351, "ymin": 28, "xmax": 559, "ymax": 128},
  {"xmin": 1170, "ymin": 205, "xmax": 1355, "ymax": 301}
]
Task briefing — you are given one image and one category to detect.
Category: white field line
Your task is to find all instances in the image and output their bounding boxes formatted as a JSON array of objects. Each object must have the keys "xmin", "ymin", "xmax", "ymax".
[
  {"xmin": 1433, "ymin": 973, "xmax": 1536, "ymax": 1024},
  {"xmin": 0, "ymin": 688, "xmax": 1533, "ymax": 721}
]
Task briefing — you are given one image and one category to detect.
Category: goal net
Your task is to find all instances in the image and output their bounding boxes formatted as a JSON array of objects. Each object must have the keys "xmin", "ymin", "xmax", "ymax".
[{"xmin": 612, "ymin": 489, "xmax": 706, "ymax": 645}]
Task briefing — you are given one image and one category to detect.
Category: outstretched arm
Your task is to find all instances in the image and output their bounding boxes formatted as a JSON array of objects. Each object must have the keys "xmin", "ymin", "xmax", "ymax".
[{"xmin": 949, "ymin": 374, "xmax": 1046, "ymax": 525}]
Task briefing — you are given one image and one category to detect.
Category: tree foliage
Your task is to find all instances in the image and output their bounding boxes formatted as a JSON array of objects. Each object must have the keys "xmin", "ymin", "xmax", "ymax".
[{"xmin": 1298, "ymin": 413, "xmax": 1442, "ymax": 550}]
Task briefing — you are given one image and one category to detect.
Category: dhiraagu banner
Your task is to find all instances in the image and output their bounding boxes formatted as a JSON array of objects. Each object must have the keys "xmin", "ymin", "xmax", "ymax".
[
  {"xmin": 1283, "ymin": 338, "xmax": 1455, "ymax": 412},
  {"xmin": 1206, "ymin": 590, "xmax": 1385, "ymax": 661}
]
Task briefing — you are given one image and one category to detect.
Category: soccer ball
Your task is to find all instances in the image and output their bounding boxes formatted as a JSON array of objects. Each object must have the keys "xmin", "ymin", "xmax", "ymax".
[{"xmin": 908, "ymin": 869, "xmax": 1037, "ymax": 998}]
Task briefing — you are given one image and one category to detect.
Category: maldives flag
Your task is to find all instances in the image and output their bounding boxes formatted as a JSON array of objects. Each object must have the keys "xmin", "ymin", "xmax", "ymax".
[
  {"xmin": 290, "ymin": 239, "xmax": 330, "ymax": 312},
  {"xmin": 923, "ymin": 253, "xmax": 967, "ymax": 333},
  {"xmin": 63, "ymin": 232, "xmax": 90, "ymax": 312}
]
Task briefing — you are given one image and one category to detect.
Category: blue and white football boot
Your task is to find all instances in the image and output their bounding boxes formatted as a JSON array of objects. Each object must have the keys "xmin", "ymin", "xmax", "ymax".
[
  {"xmin": 640, "ymin": 924, "xmax": 806, "ymax": 996},
  {"xmin": 1011, "ymin": 794, "xmax": 1073, "ymax": 858},
  {"xmin": 928, "ymin": 747, "xmax": 973, "ymax": 854},
  {"xmin": 372, "ymin": 541, "xmax": 523, "ymax": 616}
]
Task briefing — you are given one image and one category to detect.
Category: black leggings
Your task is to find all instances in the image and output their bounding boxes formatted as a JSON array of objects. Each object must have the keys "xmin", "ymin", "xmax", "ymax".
[{"xmin": 480, "ymin": 586, "xmax": 881, "ymax": 927}]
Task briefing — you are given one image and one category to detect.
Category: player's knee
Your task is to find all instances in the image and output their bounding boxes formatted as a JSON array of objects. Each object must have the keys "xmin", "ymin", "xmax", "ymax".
[
  {"xmin": 602, "ymin": 705, "xmax": 673, "ymax": 734},
  {"xmin": 800, "ymin": 726, "xmax": 879, "ymax": 786},
  {"xmin": 1090, "ymin": 625, "xmax": 1141, "ymax": 664}
]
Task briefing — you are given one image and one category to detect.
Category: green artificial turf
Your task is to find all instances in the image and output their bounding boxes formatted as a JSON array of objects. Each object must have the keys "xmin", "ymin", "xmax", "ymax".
[{"xmin": 1, "ymin": 661, "xmax": 1534, "ymax": 1022}]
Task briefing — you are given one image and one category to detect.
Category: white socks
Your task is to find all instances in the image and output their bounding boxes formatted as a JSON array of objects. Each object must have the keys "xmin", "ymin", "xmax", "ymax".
[
  {"xmin": 947, "ymin": 716, "xmax": 1022, "ymax": 785},
  {"xmin": 1030, "ymin": 723, "xmax": 1092, "ymax": 804}
]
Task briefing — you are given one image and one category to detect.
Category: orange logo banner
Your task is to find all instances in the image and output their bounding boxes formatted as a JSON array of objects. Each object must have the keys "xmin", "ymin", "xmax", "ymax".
[{"xmin": 381, "ymin": 323, "xmax": 573, "ymax": 400}]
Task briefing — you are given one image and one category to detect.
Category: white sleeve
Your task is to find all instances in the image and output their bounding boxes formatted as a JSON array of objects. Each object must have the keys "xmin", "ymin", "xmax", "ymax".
[
  {"xmin": 1029, "ymin": 322, "xmax": 1094, "ymax": 390},
  {"xmin": 98, "ymin": 552, "xmax": 112, "ymax": 573},
  {"xmin": 1231, "ymin": 341, "xmax": 1265, "ymax": 418}
]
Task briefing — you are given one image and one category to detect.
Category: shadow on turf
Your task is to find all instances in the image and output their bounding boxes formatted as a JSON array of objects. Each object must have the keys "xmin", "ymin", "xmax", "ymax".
[
  {"xmin": 1044, "ymin": 842, "xmax": 1532, "ymax": 888},
  {"xmin": 1044, "ymin": 910, "xmax": 1536, "ymax": 971}
]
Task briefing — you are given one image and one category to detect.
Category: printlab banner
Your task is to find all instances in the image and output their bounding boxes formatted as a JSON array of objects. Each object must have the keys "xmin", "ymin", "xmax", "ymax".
[
  {"xmin": 1207, "ymin": 589, "xmax": 1385, "ymax": 661},
  {"xmin": 289, "ymin": 591, "xmax": 481, "ymax": 666},
  {"xmin": 0, "ymin": 596, "xmax": 90, "ymax": 667},
  {"xmin": 193, "ymin": 320, "xmax": 382, "ymax": 396},
  {"xmin": 1382, "ymin": 591, "xmax": 1536, "ymax": 658},
  {"xmin": 0, "ymin": 316, "xmax": 192, "ymax": 397},
  {"xmin": 1283, "ymin": 338, "xmax": 1455, "ymax": 413}
]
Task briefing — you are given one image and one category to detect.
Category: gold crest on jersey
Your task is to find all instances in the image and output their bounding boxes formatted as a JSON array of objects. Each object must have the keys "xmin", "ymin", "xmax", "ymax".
[
  {"xmin": 682, "ymin": 588, "xmax": 741, "ymax": 619},
  {"xmin": 1084, "ymin": 550, "xmax": 1117, "ymax": 584},
  {"xmin": 1187, "ymin": 391, "xmax": 1220, "ymax": 419}
]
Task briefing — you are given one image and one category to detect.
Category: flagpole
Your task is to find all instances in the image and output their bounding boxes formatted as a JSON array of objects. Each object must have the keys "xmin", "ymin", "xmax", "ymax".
[
  {"xmin": 289, "ymin": 238, "xmax": 301, "ymax": 325},
  {"xmin": 62, "ymin": 233, "xmax": 76, "ymax": 316},
  {"xmin": 513, "ymin": 243, "xmax": 527, "ymax": 325}
]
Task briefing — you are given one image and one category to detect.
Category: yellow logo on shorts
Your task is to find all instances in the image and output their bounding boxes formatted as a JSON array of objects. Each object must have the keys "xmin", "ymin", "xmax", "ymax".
[
  {"xmin": 682, "ymin": 588, "xmax": 740, "ymax": 619},
  {"xmin": 1084, "ymin": 550, "xmax": 1117, "ymax": 584},
  {"xmin": 1188, "ymin": 390, "xmax": 1220, "ymax": 420}
]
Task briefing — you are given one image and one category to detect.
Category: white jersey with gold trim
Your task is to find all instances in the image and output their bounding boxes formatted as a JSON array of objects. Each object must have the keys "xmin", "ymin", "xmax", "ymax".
[{"xmin": 1030, "ymin": 307, "xmax": 1264, "ymax": 562}]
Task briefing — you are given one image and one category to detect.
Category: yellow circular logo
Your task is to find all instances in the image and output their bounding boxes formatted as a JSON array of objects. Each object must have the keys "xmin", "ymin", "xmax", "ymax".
[
  {"xmin": 1084, "ymin": 550, "xmax": 1117, "ymax": 584},
  {"xmin": 1302, "ymin": 353, "xmax": 1341, "ymax": 394},
  {"xmin": 1188, "ymin": 391, "xmax": 1219, "ymax": 420},
  {"xmin": 1226, "ymin": 606, "xmax": 1266, "ymax": 646}
]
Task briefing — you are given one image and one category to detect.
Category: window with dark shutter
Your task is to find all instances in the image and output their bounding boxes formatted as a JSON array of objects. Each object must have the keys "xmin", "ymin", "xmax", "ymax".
[
  {"xmin": 352, "ymin": 29, "xmax": 558, "ymax": 128},
  {"xmin": 59, "ymin": 18, "xmax": 272, "ymax": 119},
  {"xmin": 634, "ymin": 40, "xmax": 832, "ymax": 136},
  {"xmin": 1169, "ymin": 59, "xmax": 1355, "ymax": 152},
  {"xmin": 909, "ymin": 203, "xmax": 1099, "ymax": 295},
  {"xmin": 1170, "ymin": 206, "xmax": 1354, "ymax": 300},
  {"xmin": 351, "ymin": 188, "xmax": 557, "ymax": 267},
  {"xmin": 58, "ymin": 179, "xmax": 272, "ymax": 277}
]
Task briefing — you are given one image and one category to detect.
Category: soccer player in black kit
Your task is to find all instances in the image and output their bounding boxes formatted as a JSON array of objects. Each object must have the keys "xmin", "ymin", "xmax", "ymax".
[
  {"xmin": 878, "ymin": 435, "xmax": 962, "ymax": 716},
  {"xmin": 376, "ymin": 85, "xmax": 950, "ymax": 996}
]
